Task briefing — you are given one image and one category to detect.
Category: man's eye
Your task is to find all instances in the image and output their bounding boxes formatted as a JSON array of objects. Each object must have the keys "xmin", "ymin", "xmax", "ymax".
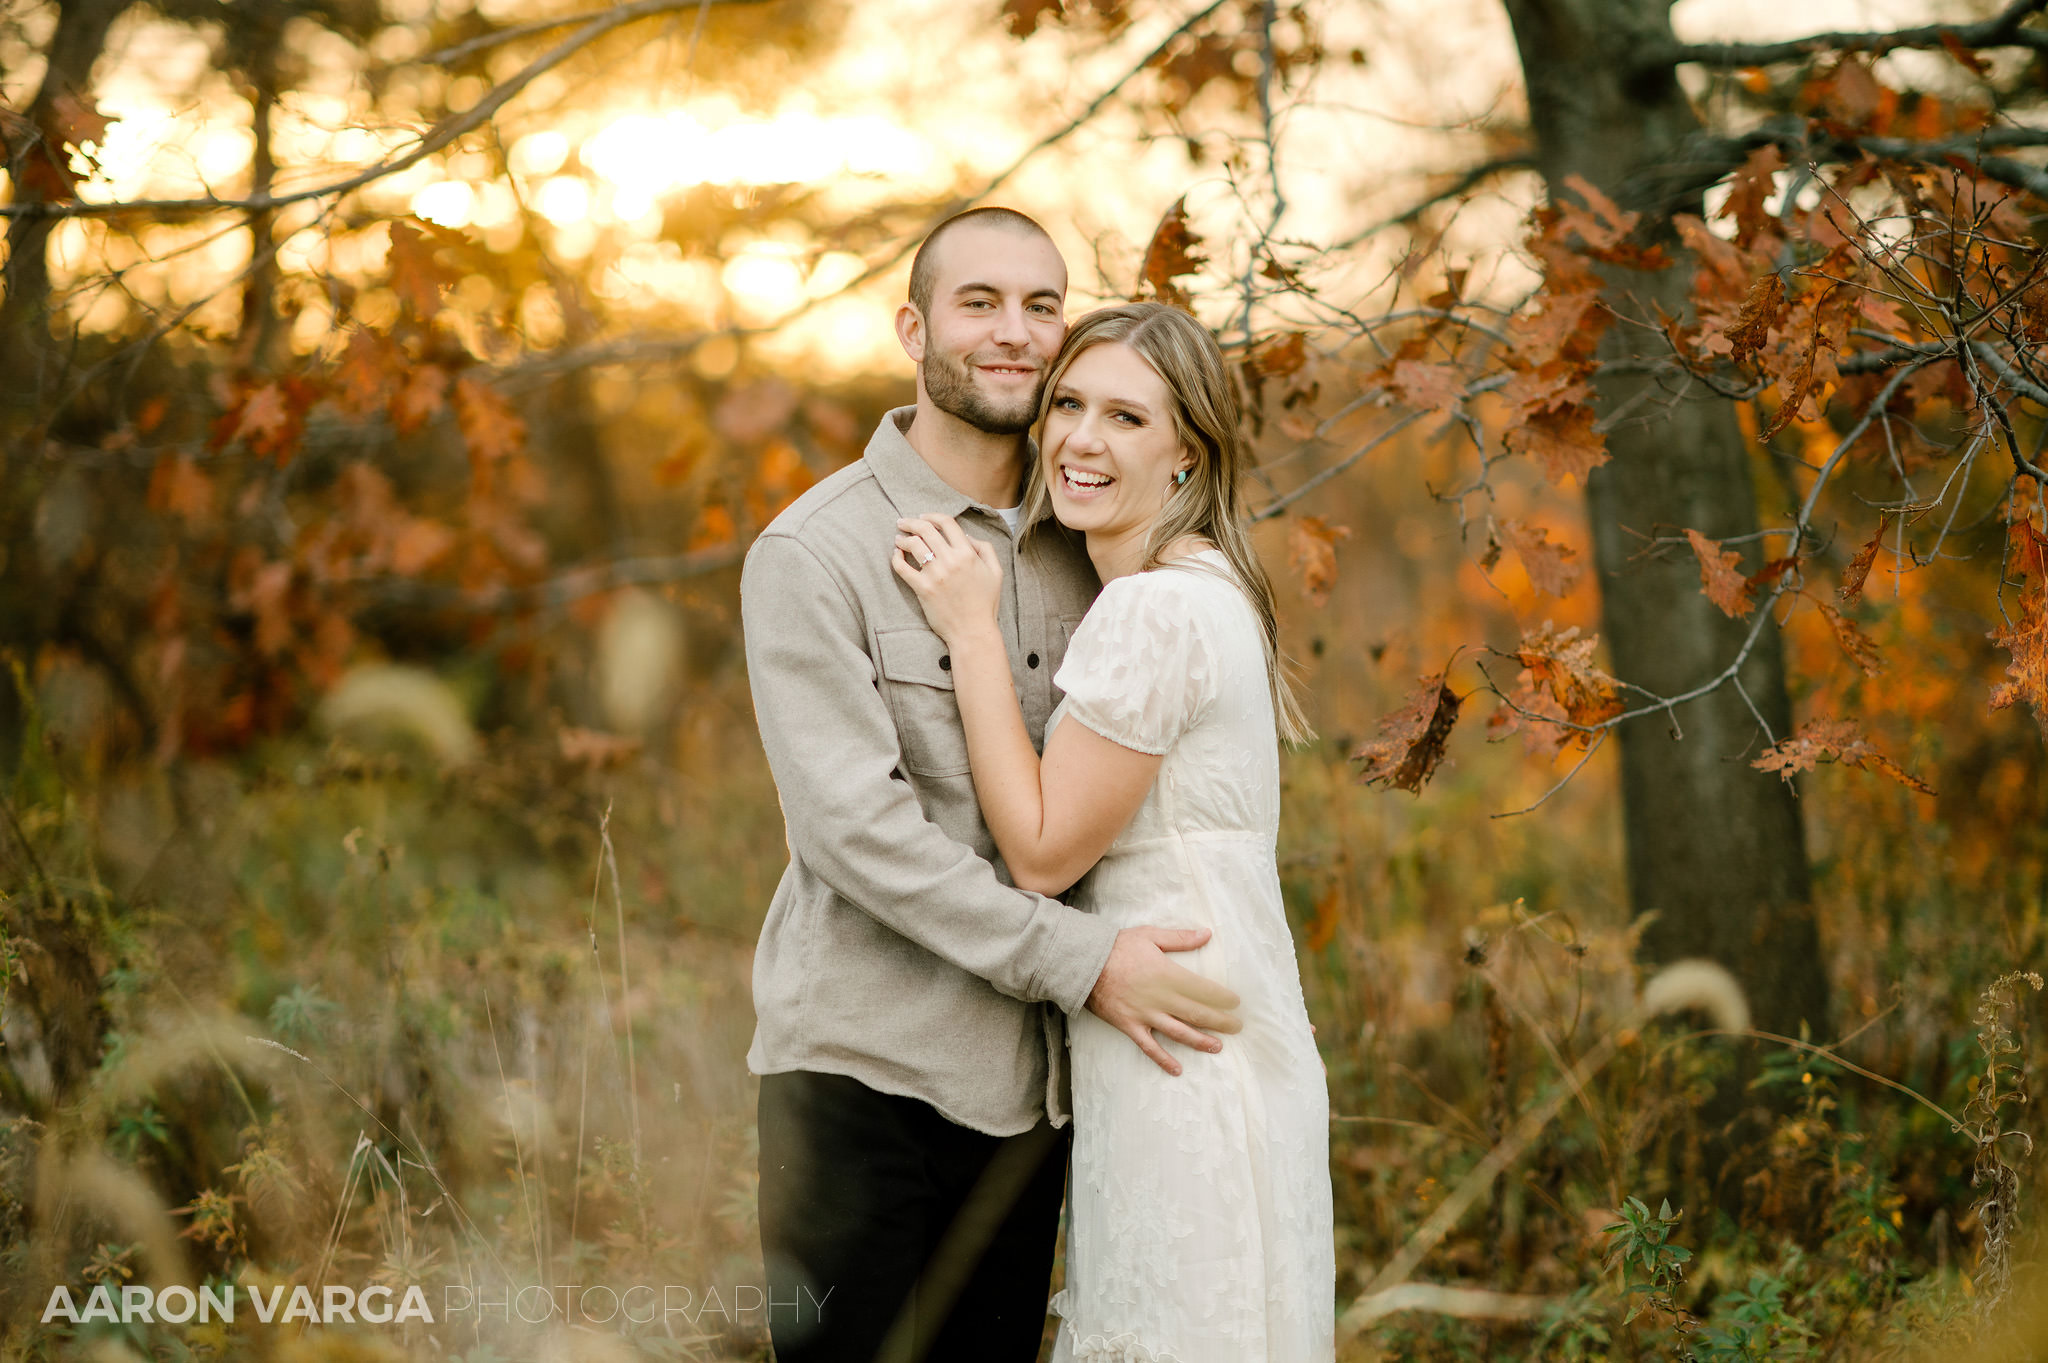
[{"xmin": 1030, "ymin": 304, "xmax": 1057, "ymax": 316}]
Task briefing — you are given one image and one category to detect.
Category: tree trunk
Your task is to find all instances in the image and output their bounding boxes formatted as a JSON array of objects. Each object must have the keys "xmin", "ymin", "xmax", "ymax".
[
  {"xmin": 234, "ymin": 3, "xmax": 287, "ymax": 372},
  {"xmin": 0, "ymin": 0, "xmax": 137, "ymax": 414},
  {"xmin": 1501, "ymin": 0, "xmax": 1828, "ymax": 1041}
]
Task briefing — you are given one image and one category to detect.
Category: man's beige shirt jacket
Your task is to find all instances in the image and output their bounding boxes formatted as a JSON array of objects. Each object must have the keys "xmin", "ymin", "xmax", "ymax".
[{"xmin": 741, "ymin": 407, "xmax": 1118, "ymax": 1136}]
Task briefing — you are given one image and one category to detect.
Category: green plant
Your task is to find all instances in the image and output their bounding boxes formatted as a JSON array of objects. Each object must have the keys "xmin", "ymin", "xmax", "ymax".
[{"xmin": 1605, "ymin": 1195, "xmax": 1699, "ymax": 1354}]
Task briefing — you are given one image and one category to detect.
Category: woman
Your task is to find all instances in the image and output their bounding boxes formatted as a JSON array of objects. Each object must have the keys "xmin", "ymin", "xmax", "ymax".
[{"xmin": 890, "ymin": 302, "xmax": 1335, "ymax": 1361}]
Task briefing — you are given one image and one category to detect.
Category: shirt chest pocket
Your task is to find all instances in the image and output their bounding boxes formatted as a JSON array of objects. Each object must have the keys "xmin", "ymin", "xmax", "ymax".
[{"xmin": 875, "ymin": 627, "xmax": 971, "ymax": 778}]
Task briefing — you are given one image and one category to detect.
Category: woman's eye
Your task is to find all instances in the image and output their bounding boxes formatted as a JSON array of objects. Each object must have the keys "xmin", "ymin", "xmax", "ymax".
[{"xmin": 1053, "ymin": 396, "xmax": 1080, "ymax": 411}]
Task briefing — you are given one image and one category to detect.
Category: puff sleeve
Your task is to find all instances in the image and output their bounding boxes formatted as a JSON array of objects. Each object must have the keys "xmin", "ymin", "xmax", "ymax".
[{"xmin": 1053, "ymin": 568, "xmax": 1219, "ymax": 755}]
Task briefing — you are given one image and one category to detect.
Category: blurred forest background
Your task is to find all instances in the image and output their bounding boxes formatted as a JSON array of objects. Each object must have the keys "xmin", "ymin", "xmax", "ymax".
[{"xmin": 2, "ymin": 0, "xmax": 2048, "ymax": 1358}]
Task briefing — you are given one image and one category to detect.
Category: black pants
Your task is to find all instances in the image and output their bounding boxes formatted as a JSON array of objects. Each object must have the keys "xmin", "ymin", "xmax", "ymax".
[{"xmin": 757, "ymin": 1069, "xmax": 1068, "ymax": 1363}]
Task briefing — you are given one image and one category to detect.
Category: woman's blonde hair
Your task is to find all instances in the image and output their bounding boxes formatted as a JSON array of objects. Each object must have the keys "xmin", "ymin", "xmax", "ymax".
[{"xmin": 1022, "ymin": 302, "xmax": 1308, "ymax": 743}]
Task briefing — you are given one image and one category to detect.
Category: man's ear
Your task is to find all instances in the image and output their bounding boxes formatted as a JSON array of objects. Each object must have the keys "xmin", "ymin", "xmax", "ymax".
[{"xmin": 894, "ymin": 302, "xmax": 926, "ymax": 365}]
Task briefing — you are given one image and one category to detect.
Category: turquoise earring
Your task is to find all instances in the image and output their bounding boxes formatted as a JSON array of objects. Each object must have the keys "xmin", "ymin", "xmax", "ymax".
[{"xmin": 1174, "ymin": 468, "xmax": 1189, "ymax": 486}]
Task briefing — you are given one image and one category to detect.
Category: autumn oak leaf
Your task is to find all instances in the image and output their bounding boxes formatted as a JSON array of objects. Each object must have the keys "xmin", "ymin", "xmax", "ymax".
[
  {"xmin": 1140, "ymin": 197, "xmax": 1205, "ymax": 307},
  {"xmin": 1355, "ymin": 675, "xmax": 1462, "ymax": 794},
  {"xmin": 1838, "ymin": 516, "xmax": 1889, "ymax": 603},
  {"xmin": 1391, "ymin": 359, "xmax": 1465, "ymax": 413},
  {"xmin": 1685, "ymin": 529, "xmax": 1756, "ymax": 618},
  {"xmin": 1002, "ymin": 0, "xmax": 1065, "ymax": 38},
  {"xmin": 1504, "ymin": 403, "xmax": 1609, "ymax": 486},
  {"xmin": 454, "ymin": 375, "xmax": 527, "ymax": 466},
  {"xmin": 1288, "ymin": 516, "xmax": 1352, "ymax": 608},
  {"xmin": 1815, "ymin": 599, "xmax": 1884, "ymax": 677},
  {"xmin": 1722, "ymin": 273, "xmax": 1784, "ymax": 368},
  {"xmin": 1497, "ymin": 519, "xmax": 1582, "ymax": 597}
]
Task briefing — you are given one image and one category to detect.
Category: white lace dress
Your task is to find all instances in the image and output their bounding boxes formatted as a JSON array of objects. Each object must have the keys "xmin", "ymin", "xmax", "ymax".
[{"xmin": 1046, "ymin": 552, "xmax": 1335, "ymax": 1363}]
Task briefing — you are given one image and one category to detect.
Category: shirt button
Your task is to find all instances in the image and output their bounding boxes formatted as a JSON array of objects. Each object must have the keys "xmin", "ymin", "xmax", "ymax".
[
  {"xmin": 939, "ymin": 655, "xmax": 951, "ymax": 671},
  {"xmin": 1027, "ymin": 652, "xmax": 1040, "ymax": 668}
]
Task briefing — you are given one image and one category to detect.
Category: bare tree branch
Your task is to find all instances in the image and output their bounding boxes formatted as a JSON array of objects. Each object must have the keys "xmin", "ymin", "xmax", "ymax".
[
  {"xmin": 1332, "ymin": 155, "xmax": 1538, "ymax": 252},
  {"xmin": 363, "ymin": 544, "xmax": 746, "ymax": 615},
  {"xmin": 0, "ymin": 0, "xmax": 775, "ymax": 221},
  {"xmin": 1642, "ymin": 0, "xmax": 2048, "ymax": 72}
]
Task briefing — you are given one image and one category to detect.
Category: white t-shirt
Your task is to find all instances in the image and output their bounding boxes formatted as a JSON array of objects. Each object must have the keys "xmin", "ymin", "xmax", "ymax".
[{"xmin": 994, "ymin": 504, "xmax": 1024, "ymax": 533}]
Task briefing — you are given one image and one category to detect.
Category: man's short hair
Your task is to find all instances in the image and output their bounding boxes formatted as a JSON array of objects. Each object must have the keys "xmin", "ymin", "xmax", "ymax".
[{"xmin": 907, "ymin": 207, "xmax": 1056, "ymax": 318}]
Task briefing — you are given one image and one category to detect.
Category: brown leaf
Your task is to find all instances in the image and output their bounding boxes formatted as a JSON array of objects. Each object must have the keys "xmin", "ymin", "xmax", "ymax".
[
  {"xmin": 1504, "ymin": 403, "xmax": 1609, "ymax": 486},
  {"xmin": 454, "ymin": 375, "xmax": 526, "ymax": 466},
  {"xmin": 653, "ymin": 435, "xmax": 707, "ymax": 488},
  {"xmin": 1288, "ymin": 516, "xmax": 1352, "ymax": 607},
  {"xmin": 390, "ymin": 364, "xmax": 449, "ymax": 435},
  {"xmin": 147, "ymin": 455, "xmax": 215, "ymax": 524},
  {"xmin": 388, "ymin": 220, "xmax": 457, "ymax": 323},
  {"xmin": 1748, "ymin": 555, "xmax": 1800, "ymax": 594},
  {"xmin": 333, "ymin": 328, "xmax": 401, "ymax": 417},
  {"xmin": 1838, "ymin": 517, "xmax": 1888, "ymax": 603},
  {"xmin": 1391, "ymin": 359, "xmax": 1465, "ymax": 413},
  {"xmin": 1753, "ymin": 717, "xmax": 1933, "ymax": 794},
  {"xmin": 1498, "ymin": 360, "xmax": 1591, "ymax": 415},
  {"xmin": 1818, "ymin": 57, "xmax": 1885, "ymax": 129},
  {"xmin": 1497, "ymin": 519, "xmax": 1582, "ymax": 597},
  {"xmin": 1355, "ymin": 675, "xmax": 1462, "ymax": 794},
  {"xmin": 1722, "ymin": 273, "xmax": 1784, "ymax": 368},
  {"xmin": 1507, "ymin": 288, "xmax": 1605, "ymax": 369},
  {"xmin": 1248, "ymin": 331, "xmax": 1308, "ymax": 379},
  {"xmin": 1816, "ymin": 600, "xmax": 1884, "ymax": 676},
  {"xmin": 1990, "ymin": 523, "xmax": 2048, "ymax": 728},
  {"xmin": 1511, "ymin": 621, "xmax": 1623, "ymax": 735},
  {"xmin": 1719, "ymin": 145, "xmax": 1786, "ymax": 248},
  {"xmin": 48, "ymin": 93, "xmax": 111, "ymax": 149},
  {"xmin": 688, "ymin": 503, "xmax": 737, "ymax": 553},
  {"xmin": 1140, "ymin": 196, "xmax": 1205, "ymax": 306},
  {"xmin": 390, "ymin": 518, "xmax": 456, "ymax": 576},
  {"xmin": 212, "ymin": 378, "xmax": 313, "ymax": 464},
  {"xmin": 1001, "ymin": 0, "xmax": 1065, "ymax": 38},
  {"xmin": 1939, "ymin": 32, "xmax": 1990, "ymax": 76},
  {"xmin": 1990, "ymin": 591, "xmax": 2048, "ymax": 724},
  {"xmin": 1554, "ymin": 174, "xmax": 1637, "ymax": 255},
  {"xmin": 1685, "ymin": 528, "xmax": 1756, "ymax": 618}
]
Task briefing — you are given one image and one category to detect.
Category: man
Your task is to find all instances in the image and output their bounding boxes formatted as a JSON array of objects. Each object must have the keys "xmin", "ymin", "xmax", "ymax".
[{"xmin": 741, "ymin": 207, "xmax": 1243, "ymax": 1362}]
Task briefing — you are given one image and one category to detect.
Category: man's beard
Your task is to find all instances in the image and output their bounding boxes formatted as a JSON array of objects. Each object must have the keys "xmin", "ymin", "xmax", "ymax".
[{"xmin": 922, "ymin": 347, "xmax": 1042, "ymax": 435}]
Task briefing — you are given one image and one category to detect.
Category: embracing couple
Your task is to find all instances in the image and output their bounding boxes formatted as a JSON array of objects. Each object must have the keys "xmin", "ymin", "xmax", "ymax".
[{"xmin": 741, "ymin": 206, "xmax": 1335, "ymax": 1362}]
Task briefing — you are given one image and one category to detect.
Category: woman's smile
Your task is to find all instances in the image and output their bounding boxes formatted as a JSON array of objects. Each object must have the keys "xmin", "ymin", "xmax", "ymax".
[{"xmin": 1042, "ymin": 342, "xmax": 1188, "ymax": 547}]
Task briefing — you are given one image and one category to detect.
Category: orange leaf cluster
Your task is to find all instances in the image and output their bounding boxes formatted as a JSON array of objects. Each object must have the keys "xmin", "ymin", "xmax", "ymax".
[
  {"xmin": 1495, "ymin": 190, "xmax": 1620, "ymax": 487},
  {"xmin": 1355, "ymin": 675, "xmax": 1462, "ymax": 793},
  {"xmin": 1489, "ymin": 622, "xmax": 1623, "ymax": 757},
  {"xmin": 1288, "ymin": 515, "xmax": 1352, "ymax": 607},
  {"xmin": 1752, "ymin": 717, "xmax": 1933, "ymax": 794}
]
